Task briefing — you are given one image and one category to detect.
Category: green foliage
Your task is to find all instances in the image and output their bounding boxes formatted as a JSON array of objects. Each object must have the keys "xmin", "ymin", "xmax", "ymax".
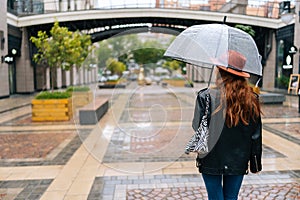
[
  {"xmin": 106, "ymin": 58, "xmax": 126, "ymax": 75},
  {"xmin": 35, "ymin": 91, "xmax": 71, "ymax": 99},
  {"xmin": 66, "ymin": 86, "xmax": 90, "ymax": 92},
  {"xmin": 30, "ymin": 21, "xmax": 92, "ymax": 91},
  {"xmin": 97, "ymin": 34, "xmax": 174, "ymax": 72},
  {"xmin": 133, "ymin": 48, "xmax": 165, "ymax": 65},
  {"xmin": 30, "ymin": 21, "xmax": 91, "ymax": 70},
  {"xmin": 163, "ymin": 60, "xmax": 185, "ymax": 71},
  {"xmin": 164, "ymin": 77, "xmax": 185, "ymax": 80},
  {"xmin": 106, "ymin": 79, "xmax": 119, "ymax": 83},
  {"xmin": 276, "ymin": 75, "xmax": 290, "ymax": 88},
  {"xmin": 100, "ymin": 34, "xmax": 142, "ymax": 64},
  {"xmin": 96, "ymin": 41, "xmax": 112, "ymax": 70},
  {"xmin": 185, "ymin": 80, "xmax": 194, "ymax": 87},
  {"xmin": 235, "ymin": 25, "xmax": 255, "ymax": 37}
]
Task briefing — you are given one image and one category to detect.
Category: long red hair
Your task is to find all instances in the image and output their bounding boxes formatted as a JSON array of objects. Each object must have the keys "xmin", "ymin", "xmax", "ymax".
[{"xmin": 217, "ymin": 69, "xmax": 262, "ymax": 127}]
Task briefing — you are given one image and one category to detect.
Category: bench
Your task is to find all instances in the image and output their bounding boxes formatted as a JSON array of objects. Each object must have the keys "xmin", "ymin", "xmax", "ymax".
[
  {"xmin": 98, "ymin": 83, "xmax": 126, "ymax": 89},
  {"xmin": 260, "ymin": 92, "xmax": 286, "ymax": 104},
  {"xmin": 79, "ymin": 98, "xmax": 109, "ymax": 125}
]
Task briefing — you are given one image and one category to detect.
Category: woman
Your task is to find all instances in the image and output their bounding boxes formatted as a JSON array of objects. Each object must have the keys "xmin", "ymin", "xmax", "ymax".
[{"xmin": 193, "ymin": 50, "xmax": 262, "ymax": 200}]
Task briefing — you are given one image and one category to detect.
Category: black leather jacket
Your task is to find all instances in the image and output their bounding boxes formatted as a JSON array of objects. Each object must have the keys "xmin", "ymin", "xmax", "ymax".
[{"xmin": 193, "ymin": 88, "xmax": 262, "ymax": 175}]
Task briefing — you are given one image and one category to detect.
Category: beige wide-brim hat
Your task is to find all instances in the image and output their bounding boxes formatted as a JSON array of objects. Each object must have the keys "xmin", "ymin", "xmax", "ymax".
[{"xmin": 217, "ymin": 50, "xmax": 250, "ymax": 78}]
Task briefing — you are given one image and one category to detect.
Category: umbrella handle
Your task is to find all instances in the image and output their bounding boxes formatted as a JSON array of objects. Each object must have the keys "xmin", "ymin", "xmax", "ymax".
[
  {"xmin": 223, "ymin": 16, "xmax": 227, "ymax": 24},
  {"xmin": 255, "ymin": 78, "xmax": 261, "ymax": 87}
]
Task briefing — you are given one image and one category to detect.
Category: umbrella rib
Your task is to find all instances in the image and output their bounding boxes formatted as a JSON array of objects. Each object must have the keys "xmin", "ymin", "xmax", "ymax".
[
  {"xmin": 208, "ymin": 65, "xmax": 215, "ymax": 87},
  {"xmin": 207, "ymin": 25, "xmax": 226, "ymax": 86}
]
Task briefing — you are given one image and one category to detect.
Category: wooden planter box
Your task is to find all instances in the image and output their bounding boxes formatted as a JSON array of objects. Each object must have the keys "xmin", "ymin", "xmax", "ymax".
[
  {"xmin": 31, "ymin": 98, "xmax": 73, "ymax": 121},
  {"xmin": 163, "ymin": 79, "xmax": 185, "ymax": 87},
  {"xmin": 99, "ymin": 80, "xmax": 126, "ymax": 89},
  {"xmin": 71, "ymin": 91, "xmax": 93, "ymax": 108}
]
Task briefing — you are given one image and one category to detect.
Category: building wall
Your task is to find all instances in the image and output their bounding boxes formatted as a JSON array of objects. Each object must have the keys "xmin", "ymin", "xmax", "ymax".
[
  {"xmin": 186, "ymin": 64, "xmax": 215, "ymax": 84},
  {"xmin": 294, "ymin": 2, "xmax": 300, "ymax": 78},
  {"xmin": 262, "ymin": 32, "xmax": 277, "ymax": 90},
  {"xmin": 15, "ymin": 28, "xmax": 34, "ymax": 93},
  {"xmin": 62, "ymin": 70, "xmax": 71, "ymax": 88},
  {"xmin": 35, "ymin": 65, "xmax": 48, "ymax": 91},
  {"xmin": 0, "ymin": 2, "xmax": 10, "ymax": 98}
]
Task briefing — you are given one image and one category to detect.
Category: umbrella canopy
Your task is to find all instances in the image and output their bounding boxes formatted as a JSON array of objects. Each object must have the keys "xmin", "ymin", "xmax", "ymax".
[{"xmin": 164, "ymin": 24, "xmax": 262, "ymax": 76}]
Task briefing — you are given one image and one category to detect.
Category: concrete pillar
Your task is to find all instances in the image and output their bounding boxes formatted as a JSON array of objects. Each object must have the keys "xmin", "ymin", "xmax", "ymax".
[
  {"xmin": 84, "ymin": 67, "xmax": 88, "ymax": 84},
  {"xmin": 187, "ymin": 65, "xmax": 209, "ymax": 83},
  {"xmin": 87, "ymin": 70, "xmax": 91, "ymax": 83},
  {"xmin": 195, "ymin": 67, "xmax": 203, "ymax": 82},
  {"xmin": 53, "ymin": 67, "xmax": 62, "ymax": 89},
  {"xmin": 16, "ymin": 28, "xmax": 34, "ymax": 93},
  {"xmin": 93, "ymin": 67, "xmax": 97, "ymax": 82},
  {"xmin": 90, "ymin": 69, "xmax": 93, "ymax": 83},
  {"xmin": 262, "ymin": 32, "xmax": 277, "ymax": 90},
  {"xmin": 90, "ymin": 68, "xmax": 93, "ymax": 83},
  {"xmin": 87, "ymin": 68, "xmax": 90, "ymax": 83},
  {"xmin": 57, "ymin": 68, "xmax": 62, "ymax": 88},
  {"xmin": 186, "ymin": 64, "xmax": 192, "ymax": 81},
  {"xmin": 62, "ymin": 70, "xmax": 70, "ymax": 88},
  {"xmin": 0, "ymin": 2, "xmax": 9, "ymax": 97},
  {"xmin": 78, "ymin": 67, "xmax": 84, "ymax": 85},
  {"xmin": 35, "ymin": 65, "xmax": 50, "ymax": 90},
  {"xmin": 70, "ymin": 66, "xmax": 77, "ymax": 85},
  {"xmin": 46, "ymin": 67, "xmax": 50, "ymax": 89}
]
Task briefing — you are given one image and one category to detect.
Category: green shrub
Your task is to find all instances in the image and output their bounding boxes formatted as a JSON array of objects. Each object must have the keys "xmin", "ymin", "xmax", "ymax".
[
  {"xmin": 35, "ymin": 91, "xmax": 71, "ymax": 99},
  {"xmin": 276, "ymin": 75, "xmax": 289, "ymax": 88},
  {"xmin": 66, "ymin": 86, "xmax": 90, "ymax": 92},
  {"xmin": 163, "ymin": 77, "xmax": 185, "ymax": 80},
  {"xmin": 185, "ymin": 80, "xmax": 194, "ymax": 87},
  {"xmin": 106, "ymin": 80, "xmax": 119, "ymax": 83}
]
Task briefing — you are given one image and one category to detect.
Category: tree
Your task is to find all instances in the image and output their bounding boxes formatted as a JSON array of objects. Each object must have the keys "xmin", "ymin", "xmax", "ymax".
[
  {"xmin": 235, "ymin": 25, "xmax": 255, "ymax": 37},
  {"xmin": 163, "ymin": 60, "xmax": 185, "ymax": 73},
  {"xmin": 96, "ymin": 40, "xmax": 112, "ymax": 69},
  {"xmin": 96, "ymin": 34, "xmax": 142, "ymax": 68},
  {"xmin": 132, "ymin": 48, "xmax": 165, "ymax": 65},
  {"xmin": 109, "ymin": 34, "xmax": 141, "ymax": 60},
  {"xmin": 30, "ymin": 21, "xmax": 92, "ymax": 91},
  {"xmin": 106, "ymin": 58, "xmax": 126, "ymax": 76}
]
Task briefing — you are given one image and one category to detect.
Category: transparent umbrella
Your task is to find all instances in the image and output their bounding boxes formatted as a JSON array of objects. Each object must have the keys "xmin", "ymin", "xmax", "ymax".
[
  {"xmin": 165, "ymin": 24, "xmax": 263, "ymax": 157},
  {"xmin": 164, "ymin": 24, "xmax": 262, "ymax": 77}
]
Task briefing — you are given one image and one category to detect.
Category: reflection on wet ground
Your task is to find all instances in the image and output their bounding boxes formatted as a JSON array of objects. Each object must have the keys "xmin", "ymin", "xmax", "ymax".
[{"xmin": 0, "ymin": 83, "xmax": 299, "ymax": 199}]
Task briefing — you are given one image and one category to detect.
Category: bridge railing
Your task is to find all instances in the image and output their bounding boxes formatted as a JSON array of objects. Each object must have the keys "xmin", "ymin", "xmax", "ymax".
[{"xmin": 7, "ymin": 0, "xmax": 293, "ymax": 19}]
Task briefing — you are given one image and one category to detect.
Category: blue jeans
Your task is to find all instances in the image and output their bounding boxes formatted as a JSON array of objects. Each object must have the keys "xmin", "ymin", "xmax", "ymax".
[{"xmin": 202, "ymin": 173, "xmax": 244, "ymax": 200}]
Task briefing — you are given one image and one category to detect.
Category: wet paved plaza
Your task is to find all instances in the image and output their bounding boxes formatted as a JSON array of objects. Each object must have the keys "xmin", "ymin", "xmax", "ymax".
[{"xmin": 0, "ymin": 82, "xmax": 299, "ymax": 199}]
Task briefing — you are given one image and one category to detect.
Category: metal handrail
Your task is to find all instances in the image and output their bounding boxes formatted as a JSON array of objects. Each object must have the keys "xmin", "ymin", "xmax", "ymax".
[{"xmin": 7, "ymin": 0, "xmax": 291, "ymax": 19}]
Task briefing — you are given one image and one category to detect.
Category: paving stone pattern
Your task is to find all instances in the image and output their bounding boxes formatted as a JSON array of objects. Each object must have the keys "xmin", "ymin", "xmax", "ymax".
[
  {"xmin": 0, "ymin": 179, "xmax": 52, "ymax": 200},
  {"xmin": 0, "ymin": 132, "xmax": 72, "ymax": 159},
  {"xmin": 0, "ymin": 129, "xmax": 90, "ymax": 167},
  {"xmin": 88, "ymin": 171, "xmax": 300, "ymax": 200},
  {"xmin": 1, "ymin": 85, "xmax": 300, "ymax": 199}
]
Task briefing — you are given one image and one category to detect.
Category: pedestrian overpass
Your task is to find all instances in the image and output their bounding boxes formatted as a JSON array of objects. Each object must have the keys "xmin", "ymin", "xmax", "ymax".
[
  {"xmin": 8, "ymin": 7, "xmax": 285, "ymax": 41},
  {"xmin": 5, "ymin": 1, "xmax": 293, "ymax": 93}
]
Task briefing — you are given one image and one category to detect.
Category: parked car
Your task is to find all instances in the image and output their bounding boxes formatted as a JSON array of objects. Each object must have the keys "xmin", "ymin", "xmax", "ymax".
[
  {"xmin": 98, "ymin": 75, "xmax": 107, "ymax": 82},
  {"xmin": 128, "ymin": 74, "xmax": 138, "ymax": 81},
  {"xmin": 107, "ymin": 75, "xmax": 119, "ymax": 81},
  {"xmin": 144, "ymin": 77, "xmax": 152, "ymax": 85}
]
